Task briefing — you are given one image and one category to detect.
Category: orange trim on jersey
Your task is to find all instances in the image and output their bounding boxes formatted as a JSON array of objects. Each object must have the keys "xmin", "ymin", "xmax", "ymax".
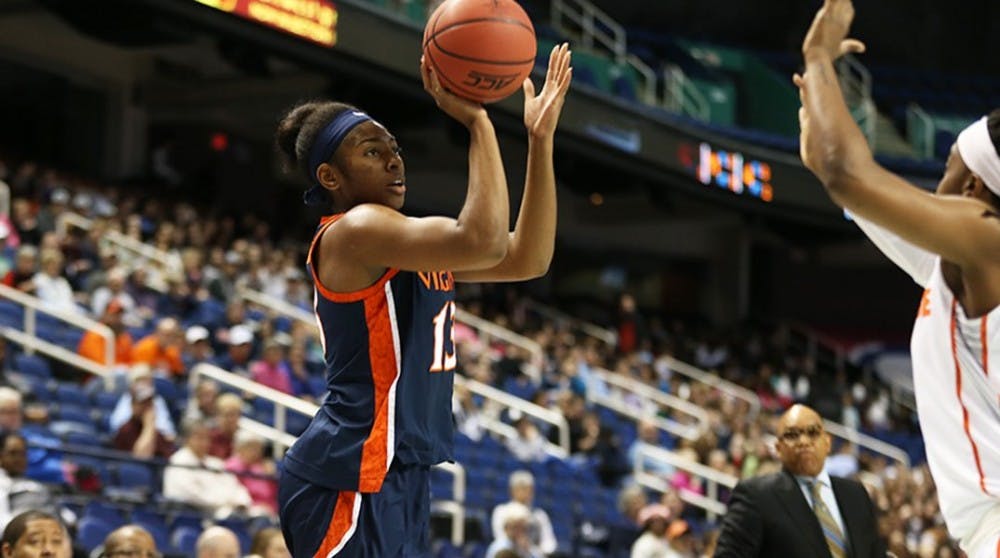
[
  {"xmin": 995, "ymin": 536, "xmax": 999, "ymax": 558},
  {"xmin": 982, "ymin": 317, "xmax": 989, "ymax": 377},
  {"xmin": 307, "ymin": 214, "xmax": 401, "ymax": 303},
  {"xmin": 950, "ymin": 300, "xmax": 990, "ymax": 495},
  {"xmin": 357, "ymin": 289, "xmax": 399, "ymax": 492},
  {"xmin": 314, "ymin": 491, "xmax": 356, "ymax": 557}
]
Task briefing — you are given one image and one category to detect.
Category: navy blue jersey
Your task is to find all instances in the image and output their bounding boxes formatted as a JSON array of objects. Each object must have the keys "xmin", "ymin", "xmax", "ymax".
[{"xmin": 283, "ymin": 215, "xmax": 456, "ymax": 493}]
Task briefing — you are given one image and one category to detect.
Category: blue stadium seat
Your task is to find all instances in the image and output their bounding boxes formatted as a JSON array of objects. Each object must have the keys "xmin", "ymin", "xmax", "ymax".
[
  {"xmin": 114, "ymin": 462, "xmax": 154, "ymax": 490},
  {"xmin": 55, "ymin": 405, "xmax": 93, "ymax": 426},
  {"xmin": 135, "ymin": 519, "xmax": 170, "ymax": 550},
  {"xmin": 171, "ymin": 526, "xmax": 201, "ymax": 556},
  {"xmin": 54, "ymin": 383, "xmax": 85, "ymax": 405},
  {"xmin": 14, "ymin": 354, "xmax": 51, "ymax": 379},
  {"xmin": 77, "ymin": 516, "xmax": 115, "ymax": 552},
  {"xmin": 154, "ymin": 376, "xmax": 179, "ymax": 403},
  {"xmin": 83, "ymin": 501, "xmax": 126, "ymax": 527},
  {"xmin": 94, "ymin": 390, "xmax": 120, "ymax": 411}
]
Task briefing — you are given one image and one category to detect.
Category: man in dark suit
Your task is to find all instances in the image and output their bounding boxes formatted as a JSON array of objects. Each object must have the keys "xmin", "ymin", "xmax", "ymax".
[{"xmin": 714, "ymin": 404, "xmax": 886, "ymax": 557}]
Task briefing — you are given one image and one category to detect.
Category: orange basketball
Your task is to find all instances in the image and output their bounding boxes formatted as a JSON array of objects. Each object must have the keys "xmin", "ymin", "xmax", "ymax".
[{"xmin": 422, "ymin": 0, "xmax": 537, "ymax": 104}]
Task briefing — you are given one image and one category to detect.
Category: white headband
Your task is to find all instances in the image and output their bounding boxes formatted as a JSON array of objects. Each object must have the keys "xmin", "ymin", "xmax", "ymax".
[{"xmin": 956, "ymin": 116, "xmax": 1000, "ymax": 197}]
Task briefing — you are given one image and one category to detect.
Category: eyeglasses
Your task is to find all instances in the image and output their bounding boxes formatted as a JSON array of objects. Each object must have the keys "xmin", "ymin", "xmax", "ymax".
[
  {"xmin": 104, "ymin": 550, "xmax": 163, "ymax": 558},
  {"xmin": 778, "ymin": 424, "xmax": 824, "ymax": 442}
]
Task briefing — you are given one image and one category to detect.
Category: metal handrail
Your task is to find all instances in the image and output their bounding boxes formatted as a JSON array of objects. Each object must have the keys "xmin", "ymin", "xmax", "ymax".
[
  {"xmin": 823, "ymin": 419, "xmax": 911, "ymax": 468},
  {"xmin": 55, "ymin": 212, "xmax": 183, "ymax": 281},
  {"xmin": 0, "ymin": 283, "xmax": 115, "ymax": 368},
  {"xmin": 193, "ymin": 363, "xmax": 468, "ymax": 544},
  {"xmin": 837, "ymin": 54, "xmax": 875, "ymax": 144},
  {"xmin": 664, "ymin": 65, "xmax": 710, "ymax": 121},
  {"xmin": 552, "ymin": 0, "xmax": 627, "ymax": 60},
  {"xmin": 907, "ymin": 103, "xmax": 935, "ymax": 159},
  {"xmin": 625, "ymin": 54, "xmax": 657, "ymax": 105},
  {"xmin": 524, "ymin": 299, "xmax": 616, "ymax": 346},
  {"xmin": 591, "ymin": 368, "xmax": 709, "ymax": 435},
  {"xmin": 634, "ymin": 443, "xmax": 737, "ymax": 520},
  {"xmin": 454, "ymin": 374, "xmax": 570, "ymax": 457},
  {"xmin": 658, "ymin": 355, "xmax": 761, "ymax": 418},
  {"xmin": 2, "ymin": 328, "xmax": 110, "ymax": 378},
  {"xmin": 0, "ymin": 180, "xmax": 9, "ymax": 220}
]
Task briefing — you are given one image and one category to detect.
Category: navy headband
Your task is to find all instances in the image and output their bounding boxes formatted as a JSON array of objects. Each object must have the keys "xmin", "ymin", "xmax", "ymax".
[{"xmin": 303, "ymin": 110, "xmax": 374, "ymax": 206}]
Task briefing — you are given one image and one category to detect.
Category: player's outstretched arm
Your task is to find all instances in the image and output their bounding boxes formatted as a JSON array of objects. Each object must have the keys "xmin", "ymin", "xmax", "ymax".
[
  {"xmin": 331, "ymin": 60, "xmax": 510, "ymax": 273},
  {"xmin": 456, "ymin": 43, "xmax": 573, "ymax": 282},
  {"xmin": 795, "ymin": 0, "xmax": 1000, "ymax": 269}
]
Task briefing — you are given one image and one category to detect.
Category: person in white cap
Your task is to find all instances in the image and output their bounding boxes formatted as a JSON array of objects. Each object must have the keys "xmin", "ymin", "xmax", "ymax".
[
  {"xmin": 485, "ymin": 502, "xmax": 541, "ymax": 558},
  {"xmin": 630, "ymin": 503, "xmax": 672, "ymax": 558},
  {"xmin": 212, "ymin": 324, "xmax": 254, "ymax": 376},
  {"xmin": 795, "ymin": 1, "xmax": 1000, "ymax": 555},
  {"xmin": 183, "ymin": 325, "xmax": 215, "ymax": 370}
]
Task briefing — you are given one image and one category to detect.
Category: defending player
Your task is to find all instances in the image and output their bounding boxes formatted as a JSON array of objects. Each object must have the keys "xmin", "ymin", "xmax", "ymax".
[
  {"xmin": 275, "ymin": 45, "xmax": 572, "ymax": 557},
  {"xmin": 795, "ymin": 1, "xmax": 1000, "ymax": 555}
]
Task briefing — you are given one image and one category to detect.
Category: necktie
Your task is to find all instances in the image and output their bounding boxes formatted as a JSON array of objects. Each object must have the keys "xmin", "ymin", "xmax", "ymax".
[{"xmin": 810, "ymin": 480, "xmax": 846, "ymax": 558}]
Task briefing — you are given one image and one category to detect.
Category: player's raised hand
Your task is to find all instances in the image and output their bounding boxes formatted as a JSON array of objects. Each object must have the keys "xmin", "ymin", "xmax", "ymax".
[
  {"xmin": 523, "ymin": 43, "xmax": 573, "ymax": 140},
  {"xmin": 421, "ymin": 56, "xmax": 487, "ymax": 128},
  {"xmin": 801, "ymin": 0, "xmax": 865, "ymax": 61}
]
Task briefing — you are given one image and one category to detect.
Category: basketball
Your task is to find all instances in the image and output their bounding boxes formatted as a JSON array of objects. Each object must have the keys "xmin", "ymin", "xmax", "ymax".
[{"xmin": 422, "ymin": 0, "xmax": 537, "ymax": 104}]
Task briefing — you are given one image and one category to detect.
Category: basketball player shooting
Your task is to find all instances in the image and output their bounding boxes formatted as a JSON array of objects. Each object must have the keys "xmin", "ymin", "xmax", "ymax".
[
  {"xmin": 274, "ymin": 44, "xmax": 571, "ymax": 557},
  {"xmin": 795, "ymin": 0, "xmax": 1000, "ymax": 555}
]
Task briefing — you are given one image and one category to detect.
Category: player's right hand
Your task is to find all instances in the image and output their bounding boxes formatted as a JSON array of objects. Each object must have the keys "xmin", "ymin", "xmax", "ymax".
[
  {"xmin": 801, "ymin": 0, "xmax": 865, "ymax": 62},
  {"xmin": 421, "ymin": 56, "xmax": 488, "ymax": 129}
]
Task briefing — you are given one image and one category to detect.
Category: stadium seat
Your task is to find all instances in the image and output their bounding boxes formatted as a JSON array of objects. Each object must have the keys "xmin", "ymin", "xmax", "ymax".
[
  {"xmin": 82, "ymin": 501, "xmax": 126, "ymax": 527},
  {"xmin": 77, "ymin": 516, "xmax": 115, "ymax": 551},
  {"xmin": 171, "ymin": 526, "xmax": 201, "ymax": 555},
  {"xmin": 55, "ymin": 405, "xmax": 93, "ymax": 426},
  {"xmin": 135, "ymin": 519, "xmax": 170, "ymax": 550},
  {"xmin": 154, "ymin": 376, "xmax": 179, "ymax": 403},
  {"xmin": 114, "ymin": 462, "xmax": 154, "ymax": 490},
  {"xmin": 14, "ymin": 354, "xmax": 51, "ymax": 379},
  {"xmin": 94, "ymin": 390, "xmax": 120, "ymax": 410},
  {"xmin": 53, "ymin": 383, "xmax": 85, "ymax": 405}
]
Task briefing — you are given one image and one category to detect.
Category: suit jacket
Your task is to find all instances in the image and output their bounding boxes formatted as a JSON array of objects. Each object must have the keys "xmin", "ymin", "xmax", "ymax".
[{"xmin": 714, "ymin": 470, "xmax": 885, "ymax": 558}]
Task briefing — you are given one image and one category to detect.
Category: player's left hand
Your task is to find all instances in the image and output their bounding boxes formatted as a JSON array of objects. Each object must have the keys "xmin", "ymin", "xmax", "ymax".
[
  {"xmin": 801, "ymin": 0, "xmax": 865, "ymax": 61},
  {"xmin": 523, "ymin": 43, "xmax": 573, "ymax": 140}
]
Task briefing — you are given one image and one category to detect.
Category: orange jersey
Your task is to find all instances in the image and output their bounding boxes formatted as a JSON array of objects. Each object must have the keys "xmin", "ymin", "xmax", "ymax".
[
  {"xmin": 77, "ymin": 329, "xmax": 134, "ymax": 366},
  {"xmin": 131, "ymin": 335, "xmax": 184, "ymax": 375}
]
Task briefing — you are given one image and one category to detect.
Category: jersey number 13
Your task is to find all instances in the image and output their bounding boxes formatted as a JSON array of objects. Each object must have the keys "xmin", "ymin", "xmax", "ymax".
[{"xmin": 430, "ymin": 301, "xmax": 457, "ymax": 372}]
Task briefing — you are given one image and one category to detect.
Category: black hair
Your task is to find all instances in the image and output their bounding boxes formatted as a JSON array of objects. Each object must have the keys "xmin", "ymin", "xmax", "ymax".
[
  {"xmin": 1, "ymin": 510, "xmax": 64, "ymax": 548},
  {"xmin": 275, "ymin": 101, "xmax": 361, "ymax": 184}
]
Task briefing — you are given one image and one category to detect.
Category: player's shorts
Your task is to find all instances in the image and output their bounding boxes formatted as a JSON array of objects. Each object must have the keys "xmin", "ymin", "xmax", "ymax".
[{"xmin": 278, "ymin": 462, "xmax": 431, "ymax": 557}]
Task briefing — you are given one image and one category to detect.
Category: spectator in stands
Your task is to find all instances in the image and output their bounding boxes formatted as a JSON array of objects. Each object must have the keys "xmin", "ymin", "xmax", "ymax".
[
  {"xmin": 163, "ymin": 422, "xmax": 252, "ymax": 519},
  {"xmin": 630, "ymin": 503, "xmax": 672, "ymax": 558},
  {"xmin": 32, "ymin": 249, "xmax": 78, "ymax": 314},
  {"xmin": 578, "ymin": 410, "xmax": 630, "ymax": 487},
  {"xmin": 452, "ymin": 384, "xmax": 485, "ymax": 441},
  {"xmin": 616, "ymin": 293, "xmax": 645, "ymax": 355},
  {"xmin": 206, "ymin": 251, "xmax": 242, "ymax": 303},
  {"xmin": 131, "ymin": 318, "xmax": 184, "ymax": 377},
  {"xmin": 248, "ymin": 527, "xmax": 289, "ymax": 558},
  {"xmin": 491, "ymin": 471, "xmax": 556, "ymax": 556},
  {"xmin": 213, "ymin": 325, "xmax": 254, "ymax": 377},
  {"xmin": 250, "ymin": 340, "xmax": 292, "ymax": 395},
  {"xmin": 183, "ymin": 326, "xmax": 214, "ymax": 372},
  {"xmin": 505, "ymin": 414, "xmax": 547, "ymax": 463},
  {"xmin": 10, "ymin": 199, "xmax": 40, "ymax": 247},
  {"xmin": 666, "ymin": 520, "xmax": 695, "ymax": 558},
  {"xmin": 285, "ymin": 344, "xmax": 319, "ymax": 401},
  {"xmin": 0, "ymin": 510, "xmax": 69, "ymax": 558},
  {"xmin": 109, "ymin": 366, "xmax": 177, "ymax": 442},
  {"xmin": 224, "ymin": 431, "xmax": 278, "ymax": 516},
  {"xmin": 549, "ymin": 392, "xmax": 587, "ymax": 453},
  {"xmin": 81, "ymin": 246, "xmax": 118, "ymax": 294},
  {"xmin": 209, "ymin": 393, "xmax": 242, "ymax": 459},
  {"xmin": 90, "ymin": 267, "xmax": 135, "ymax": 319},
  {"xmin": 486, "ymin": 502, "xmax": 541, "ymax": 558},
  {"xmin": 628, "ymin": 419, "xmax": 674, "ymax": 479},
  {"xmin": 714, "ymin": 404, "xmax": 885, "ymax": 557},
  {"xmin": 77, "ymin": 299, "xmax": 133, "ymax": 368},
  {"xmin": 111, "ymin": 379, "xmax": 174, "ymax": 459},
  {"xmin": 195, "ymin": 526, "xmax": 241, "ymax": 558},
  {"xmin": 0, "ymin": 433, "xmax": 63, "ymax": 533},
  {"xmin": 100, "ymin": 525, "xmax": 158, "ymax": 558},
  {"xmin": 0, "ymin": 390, "xmax": 57, "ymax": 486},
  {"xmin": 182, "ymin": 379, "xmax": 219, "ymax": 426},
  {"xmin": 2, "ymin": 246, "xmax": 36, "ymax": 294}
]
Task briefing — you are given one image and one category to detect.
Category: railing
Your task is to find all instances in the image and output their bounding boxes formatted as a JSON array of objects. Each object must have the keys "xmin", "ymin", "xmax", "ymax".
[
  {"xmin": 190, "ymin": 363, "xmax": 468, "ymax": 544},
  {"xmin": 0, "ymin": 180, "xmax": 9, "ymax": 220},
  {"xmin": 823, "ymin": 419, "xmax": 910, "ymax": 468},
  {"xmin": 836, "ymin": 54, "xmax": 876, "ymax": 145},
  {"xmin": 664, "ymin": 65, "xmax": 710, "ymax": 121},
  {"xmin": 551, "ymin": 0, "xmax": 658, "ymax": 104},
  {"xmin": 0, "ymin": 283, "xmax": 114, "ymax": 373},
  {"xmin": 907, "ymin": 103, "xmax": 935, "ymax": 159},
  {"xmin": 658, "ymin": 356, "xmax": 761, "ymax": 419},
  {"xmin": 590, "ymin": 368, "xmax": 708, "ymax": 440},
  {"xmin": 633, "ymin": 443, "xmax": 737, "ymax": 521},
  {"xmin": 55, "ymin": 212, "xmax": 182, "ymax": 292},
  {"xmin": 524, "ymin": 298, "xmax": 617, "ymax": 346},
  {"xmin": 454, "ymin": 374, "xmax": 570, "ymax": 457}
]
